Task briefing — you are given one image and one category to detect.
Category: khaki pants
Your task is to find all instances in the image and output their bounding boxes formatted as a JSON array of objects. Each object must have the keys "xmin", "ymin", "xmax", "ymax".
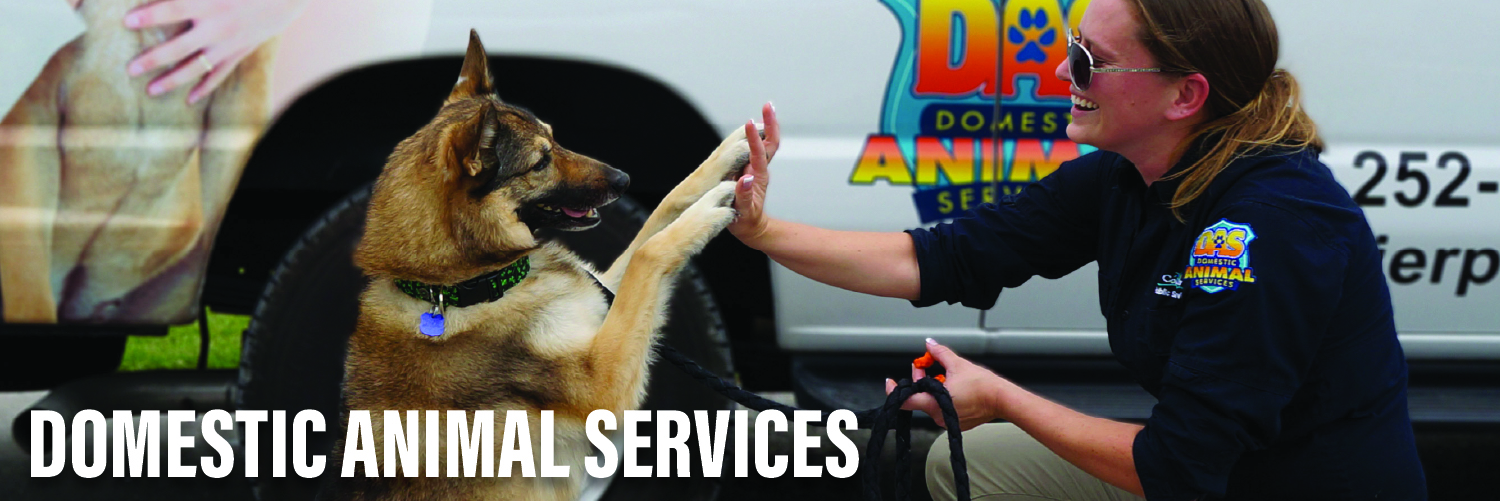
[{"xmin": 926, "ymin": 423, "xmax": 1145, "ymax": 501}]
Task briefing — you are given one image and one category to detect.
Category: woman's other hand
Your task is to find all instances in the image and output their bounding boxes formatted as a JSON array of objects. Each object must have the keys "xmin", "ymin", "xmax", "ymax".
[
  {"xmin": 728, "ymin": 102, "xmax": 780, "ymax": 246},
  {"xmin": 124, "ymin": 0, "xmax": 309, "ymax": 104},
  {"xmin": 885, "ymin": 338, "xmax": 1013, "ymax": 431}
]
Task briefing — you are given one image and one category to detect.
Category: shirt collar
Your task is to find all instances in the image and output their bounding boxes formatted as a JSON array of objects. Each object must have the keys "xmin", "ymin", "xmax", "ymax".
[{"xmin": 1111, "ymin": 137, "xmax": 1212, "ymax": 204}]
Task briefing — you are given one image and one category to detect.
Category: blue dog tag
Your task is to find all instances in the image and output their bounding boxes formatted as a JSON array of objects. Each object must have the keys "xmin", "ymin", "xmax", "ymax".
[{"xmin": 420, "ymin": 312, "xmax": 445, "ymax": 337}]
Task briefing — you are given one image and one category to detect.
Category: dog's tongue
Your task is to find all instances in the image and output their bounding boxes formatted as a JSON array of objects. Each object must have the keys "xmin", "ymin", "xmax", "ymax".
[{"xmin": 563, "ymin": 207, "xmax": 590, "ymax": 218}]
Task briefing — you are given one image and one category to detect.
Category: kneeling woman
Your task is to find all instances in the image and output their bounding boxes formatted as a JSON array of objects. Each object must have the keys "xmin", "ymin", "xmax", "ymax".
[{"xmin": 726, "ymin": 0, "xmax": 1427, "ymax": 499}]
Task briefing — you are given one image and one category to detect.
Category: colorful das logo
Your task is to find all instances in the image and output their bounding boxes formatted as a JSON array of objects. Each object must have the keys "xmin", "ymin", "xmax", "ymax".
[
  {"xmin": 1185, "ymin": 219, "xmax": 1259, "ymax": 294},
  {"xmin": 851, "ymin": 0, "xmax": 1096, "ymax": 222}
]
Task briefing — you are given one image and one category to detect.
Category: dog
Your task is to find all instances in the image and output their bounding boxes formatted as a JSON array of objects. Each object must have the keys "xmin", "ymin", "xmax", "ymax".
[
  {"xmin": 0, "ymin": 0, "xmax": 273, "ymax": 324},
  {"xmin": 329, "ymin": 30, "xmax": 751, "ymax": 500}
]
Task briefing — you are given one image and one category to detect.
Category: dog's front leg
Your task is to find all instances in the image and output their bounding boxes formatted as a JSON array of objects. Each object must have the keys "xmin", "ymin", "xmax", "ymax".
[
  {"xmin": 586, "ymin": 181, "xmax": 737, "ymax": 412},
  {"xmin": 600, "ymin": 127, "xmax": 754, "ymax": 289}
]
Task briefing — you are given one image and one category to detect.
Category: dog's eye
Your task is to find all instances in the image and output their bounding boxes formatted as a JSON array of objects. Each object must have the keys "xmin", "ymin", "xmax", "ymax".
[{"xmin": 530, "ymin": 149, "xmax": 552, "ymax": 172}]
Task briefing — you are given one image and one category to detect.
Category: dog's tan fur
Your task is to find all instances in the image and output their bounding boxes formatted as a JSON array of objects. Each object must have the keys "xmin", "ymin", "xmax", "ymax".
[
  {"xmin": 0, "ymin": 0, "xmax": 273, "ymax": 323},
  {"xmin": 331, "ymin": 31, "xmax": 750, "ymax": 500}
]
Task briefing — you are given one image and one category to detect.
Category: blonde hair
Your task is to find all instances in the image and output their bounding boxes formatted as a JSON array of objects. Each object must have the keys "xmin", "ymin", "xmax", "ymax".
[{"xmin": 1128, "ymin": 0, "xmax": 1324, "ymax": 220}]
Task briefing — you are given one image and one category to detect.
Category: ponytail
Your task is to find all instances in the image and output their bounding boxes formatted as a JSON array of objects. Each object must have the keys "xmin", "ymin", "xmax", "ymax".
[
  {"xmin": 1126, "ymin": 0, "xmax": 1324, "ymax": 221},
  {"xmin": 1165, "ymin": 69, "xmax": 1323, "ymax": 220}
]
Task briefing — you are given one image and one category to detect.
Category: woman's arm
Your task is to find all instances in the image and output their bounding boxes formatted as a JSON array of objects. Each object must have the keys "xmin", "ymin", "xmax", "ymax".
[
  {"xmin": 998, "ymin": 379, "xmax": 1145, "ymax": 496},
  {"xmin": 890, "ymin": 339, "xmax": 1146, "ymax": 497},
  {"xmin": 730, "ymin": 104, "xmax": 921, "ymax": 300},
  {"xmin": 743, "ymin": 219, "xmax": 920, "ymax": 300}
]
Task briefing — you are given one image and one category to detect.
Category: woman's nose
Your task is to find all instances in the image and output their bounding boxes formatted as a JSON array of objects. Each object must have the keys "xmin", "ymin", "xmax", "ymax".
[{"xmin": 1055, "ymin": 58, "xmax": 1071, "ymax": 84}]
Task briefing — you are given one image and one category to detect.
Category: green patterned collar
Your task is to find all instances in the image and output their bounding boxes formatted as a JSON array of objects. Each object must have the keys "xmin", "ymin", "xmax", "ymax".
[{"xmin": 394, "ymin": 257, "xmax": 530, "ymax": 308}]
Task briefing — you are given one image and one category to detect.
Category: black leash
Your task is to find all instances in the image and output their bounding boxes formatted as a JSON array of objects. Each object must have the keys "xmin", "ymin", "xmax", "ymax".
[
  {"xmin": 590, "ymin": 275, "xmax": 969, "ymax": 499},
  {"xmin": 656, "ymin": 344, "xmax": 971, "ymax": 501}
]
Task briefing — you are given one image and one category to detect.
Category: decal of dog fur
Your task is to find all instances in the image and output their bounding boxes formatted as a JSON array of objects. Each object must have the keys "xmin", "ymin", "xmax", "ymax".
[
  {"xmin": 329, "ymin": 31, "xmax": 751, "ymax": 500},
  {"xmin": 0, "ymin": 0, "xmax": 273, "ymax": 324}
]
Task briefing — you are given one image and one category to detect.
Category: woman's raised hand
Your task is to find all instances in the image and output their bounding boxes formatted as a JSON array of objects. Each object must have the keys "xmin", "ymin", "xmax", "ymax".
[
  {"xmin": 124, "ymin": 0, "xmax": 309, "ymax": 104},
  {"xmin": 728, "ymin": 102, "xmax": 781, "ymax": 246}
]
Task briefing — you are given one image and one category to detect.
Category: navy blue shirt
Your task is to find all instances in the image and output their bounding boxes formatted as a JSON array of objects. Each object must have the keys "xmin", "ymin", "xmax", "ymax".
[{"xmin": 907, "ymin": 147, "xmax": 1426, "ymax": 500}]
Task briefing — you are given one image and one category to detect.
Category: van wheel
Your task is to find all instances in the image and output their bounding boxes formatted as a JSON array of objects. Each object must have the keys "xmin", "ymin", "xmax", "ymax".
[{"xmin": 235, "ymin": 185, "xmax": 734, "ymax": 501}]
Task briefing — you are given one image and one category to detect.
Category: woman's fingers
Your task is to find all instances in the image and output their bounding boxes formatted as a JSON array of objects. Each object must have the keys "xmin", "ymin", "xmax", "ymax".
[
  {"xmin": 925, "ymin": 338, "xmax": 965, "ymax": 369},
  {"xmin": 734, "ymin": 174, "xmax": 756, "ymax": 215},
  {"xmin": 745, "ymin": 120, "xmax": 766, "ymax": 172},
  {"xmin": 124, "ymin": 0, "xmax": 300, "ymax": 100},
  {"xmin": 187, "ymin": 47, "xmax": 249, "ymax": 104},
  {"xmin": 886, "ymin": 379, "xmax": 941, "ymax": 417},
  {"xmin": 124, "ymin": 0, "xmax": 199, "ymax": 29},
  {"xmin": 902, "ymin": 393, "xmax": 939, "ymax": 415},
  {"xmin": 738, "ymin": 122, "xmax": 762, "ymax": 202},
  {"xmin": 731, "ymin": 120, "xmax": 769, "ymax": 233},
  {"xmin": 129, "ymin": 27, "xmax": 209, "ymax": 79},
  {"xmin": 728, "ymin": 107, "xmax": 778, "ymax": 243},
  {"xmin": 760, "ymin": 102, "xmax": 780, "ymax": 160},
  {"xmin": 145, "ymin": 49, "xmax": 215, "ymax": 96}
]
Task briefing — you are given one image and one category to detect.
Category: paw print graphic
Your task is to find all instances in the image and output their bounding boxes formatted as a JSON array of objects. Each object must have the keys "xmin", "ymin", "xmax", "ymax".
[{"xmin": 1008, "ymin": 8, "xmax": 1058, "ymax": 64}]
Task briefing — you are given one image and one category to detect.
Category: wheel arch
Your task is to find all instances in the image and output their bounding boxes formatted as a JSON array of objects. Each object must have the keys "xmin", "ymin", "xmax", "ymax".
[
  {"xmin": 207, "ymin": 54, "xmax": 783, "ymax": 387},
  {"xmin": 209, "ymin": 55, "xmax": 720, "ymax": 311}
]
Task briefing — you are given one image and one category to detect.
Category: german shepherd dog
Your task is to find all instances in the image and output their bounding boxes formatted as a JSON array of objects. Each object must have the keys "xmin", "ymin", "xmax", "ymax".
[
  {"xmin": 330, "ymin": 31, "xmax": 750, "ymax": 500},
  {"xmin": 0, "ymin": 0, "xmax": 272, "ymax": 324}
]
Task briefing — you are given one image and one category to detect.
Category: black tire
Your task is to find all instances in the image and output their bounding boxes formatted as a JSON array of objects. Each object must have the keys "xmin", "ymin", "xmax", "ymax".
[{"xmin": 235, "ymin": 185, "xmax": 734, "ymax": 501}]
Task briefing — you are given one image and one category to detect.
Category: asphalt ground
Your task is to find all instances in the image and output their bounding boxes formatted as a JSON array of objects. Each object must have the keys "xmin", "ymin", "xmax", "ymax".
[{"xmin": 2, "ymin": 391, "xmax": 1496, "ymax": 500}]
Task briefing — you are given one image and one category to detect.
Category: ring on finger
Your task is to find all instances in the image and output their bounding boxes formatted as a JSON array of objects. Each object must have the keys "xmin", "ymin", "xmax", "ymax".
[{"xmin": 196, "ymin": 53, "xmax": 214, "ymax": 74}]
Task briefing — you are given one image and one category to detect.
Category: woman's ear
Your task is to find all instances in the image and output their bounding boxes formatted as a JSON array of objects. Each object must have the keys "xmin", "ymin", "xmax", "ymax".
[{"xmin": 1166, "ymin": 73, "xmax": 1210, "ymax": 122}]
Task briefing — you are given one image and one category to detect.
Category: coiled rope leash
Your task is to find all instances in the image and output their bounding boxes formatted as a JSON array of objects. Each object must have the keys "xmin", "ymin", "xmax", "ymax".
[
  {"xmin": 589, "ymin": 277, "xmax": 968, "ymax": 499},
  {"xmin": 656, "ymin": 345, "xmax": 971, "ymax": 501}
]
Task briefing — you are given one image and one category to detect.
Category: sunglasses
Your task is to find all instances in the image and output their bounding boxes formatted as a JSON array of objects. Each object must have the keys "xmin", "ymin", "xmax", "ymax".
[{"xmin": 1066, "ymin": 25, "xmax": 1163, "ymax": 91}]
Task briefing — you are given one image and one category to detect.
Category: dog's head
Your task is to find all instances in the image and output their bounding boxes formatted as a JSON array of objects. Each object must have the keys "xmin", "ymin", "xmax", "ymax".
[{"xmin": 356, "ymin": 30, "xmax": 628, "ymax": 281}]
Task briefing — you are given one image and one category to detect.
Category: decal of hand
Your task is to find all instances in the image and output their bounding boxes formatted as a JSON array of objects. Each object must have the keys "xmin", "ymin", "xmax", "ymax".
[
  {"xmin": 885, "ymin": 338, "xmax": 1012, "ymax": 432},
  {"xmin": 124, "ymin": 0, "xmax": 309, "ymax": 104},
  {"xmin": 728, "ymin": 102, "xmax": 780, "ymax": 243}
]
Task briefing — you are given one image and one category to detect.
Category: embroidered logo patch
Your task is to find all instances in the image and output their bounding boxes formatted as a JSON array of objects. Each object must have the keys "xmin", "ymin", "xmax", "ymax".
[
  {"xmin": 1184, "ymin": 219, "xmax": 1258, "ymax": 294},
  {"xmin": 1154, "ymin": 272, "xmax": 1184, "ymax": 299}
]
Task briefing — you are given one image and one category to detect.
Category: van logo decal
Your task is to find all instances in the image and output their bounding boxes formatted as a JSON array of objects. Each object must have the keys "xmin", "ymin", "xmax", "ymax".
[
  {"xmin": 852, "ymin": 0, "xmax": 1096, "ymax": 223},
  {"xmin": 1010, "ymin": 8, "xmax": 1058, "ymax": 63}
]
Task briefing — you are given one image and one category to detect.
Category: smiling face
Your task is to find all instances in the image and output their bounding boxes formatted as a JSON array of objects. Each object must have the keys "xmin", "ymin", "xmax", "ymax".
[{"xmin": 1053, "ymin": 0, "xmax": 1184, "ymax": 154}]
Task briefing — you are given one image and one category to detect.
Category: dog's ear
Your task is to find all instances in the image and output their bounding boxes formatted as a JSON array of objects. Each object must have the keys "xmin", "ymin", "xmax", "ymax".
[
  {"xmin": 447, "ymin": 29, "xmax": 495, "ymax": 104},
  {"xmin": 447, "ymin": 104, "xmax": 499, "ymax": 178}
]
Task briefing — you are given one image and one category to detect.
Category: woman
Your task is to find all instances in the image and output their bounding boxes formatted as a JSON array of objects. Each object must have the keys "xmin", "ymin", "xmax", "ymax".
[{"xmin": 729, "ymin": 0, "xmax": 1427, "ymax": 499}]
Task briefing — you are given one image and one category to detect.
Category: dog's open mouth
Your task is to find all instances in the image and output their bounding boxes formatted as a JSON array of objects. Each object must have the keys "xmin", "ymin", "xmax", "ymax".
[
  {"xmin": 523, "ymin": 198, "xmax": 610, "ymax": 231},
  {"xmin": 536, "ymin": 203, "xmax": 599, "ymax": 219}
]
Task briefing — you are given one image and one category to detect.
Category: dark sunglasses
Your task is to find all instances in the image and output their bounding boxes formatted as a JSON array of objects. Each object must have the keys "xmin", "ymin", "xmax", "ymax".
[{"xmin": 1066, "ymin": 25, "xmax": 1163, "ymax": 91}]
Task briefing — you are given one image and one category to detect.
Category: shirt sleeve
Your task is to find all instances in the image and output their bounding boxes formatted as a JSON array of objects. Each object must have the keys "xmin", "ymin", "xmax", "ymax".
[
  {"xmin": 1133, "ymin": 201, "xmax": 1349, "ymax": 501},
  {"xmin": 905, "ymin": 153, "xmax": 1107, "ymax": 309}
]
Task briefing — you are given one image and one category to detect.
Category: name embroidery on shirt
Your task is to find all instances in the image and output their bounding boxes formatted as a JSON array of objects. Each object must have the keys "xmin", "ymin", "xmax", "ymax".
[
  {"xmin": 1184, "ymin": 219, "xmax": 1258, "ymax": 294},
  {"xmin": 1155, "ymin": 273, "xmax": 1184, "ymax": 299}
]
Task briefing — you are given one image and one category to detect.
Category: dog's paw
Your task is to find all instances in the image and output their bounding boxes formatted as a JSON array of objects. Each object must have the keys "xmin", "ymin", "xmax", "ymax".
[
  {"xmin": 653, "ymin": 181, "xmax": 737, "ymax": 260},
  {"xmin": 682, "ymin": 180, "xmax": 737, "ymax": 230},
  {"xmin": 705, "ymin": 179, "xmax": 738, "ymax": 209},
  {"xmin": 704, "ymin": 127, "xmax": 754, "ymax": 182}
]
